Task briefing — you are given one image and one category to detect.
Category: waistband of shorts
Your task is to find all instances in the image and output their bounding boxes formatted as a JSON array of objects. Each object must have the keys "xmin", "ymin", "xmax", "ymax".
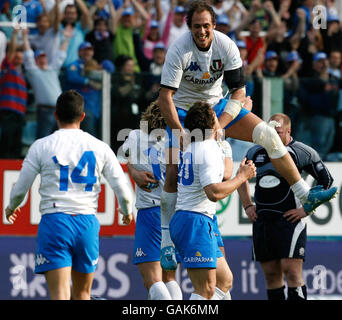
[
  {"xmin": 137, "ymin": 206, "xmax": 160, "ymax": 214},
  {"xmin": 175, "ymin": 210, "xmax": 213, "ymax": 220}
]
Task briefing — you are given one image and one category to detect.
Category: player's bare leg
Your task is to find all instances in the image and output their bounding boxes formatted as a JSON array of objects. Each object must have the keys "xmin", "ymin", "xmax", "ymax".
[
  {"xmin": 162, "ymin": 269, "xmax": 183, "ymax": 300},
  {"xmin": 71, "ymin": 269, "xmax": 94, "ymax": 300},
  {"xmin": 214, "ymin": 256, "xmax": 233, "ymax": 300},
  {"xmin": 260, "ymin": 260, "xmax": 286, "ymax": 300},
  {"xmin": 187, "ymin": 268, "xmax": 216, "ymax": 300},
  {"xmin": 281, "ymin": 258, "xmax": 306, "ymax": 300},
  {"xmin": 45, "ymin": 267, "xmax": 72, "ymax": 300},
  {"xmin": 138, "ymin": 262, "xmax": 172, "ymax": 300},
  {"xmin": 221, "ymin": 111, "xmax": 338, "ymax": 212},
  {"xmin": 160, "ymin": 147, "xmax": 179, "ymax": 271}
]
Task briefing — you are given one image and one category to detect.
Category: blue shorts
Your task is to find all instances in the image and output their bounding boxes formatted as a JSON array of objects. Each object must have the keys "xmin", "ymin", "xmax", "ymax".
[
  {"xmin": 170, "ymin": 210, "xmax": 223, "ymax": 269},
  {"xmin": 212, "ymin": 215, "xmax": 224, "ymax": 248},
  {"xmin": 35, "ymin": 213, "xmax": 100, "ymax": 274},
  {"xmin": 133, "ymin": 207, "xmax": 181, "ymax": 265},
  {"xmin": 166, "ymin": 99, "xmax": 250, "ymax": 149}
]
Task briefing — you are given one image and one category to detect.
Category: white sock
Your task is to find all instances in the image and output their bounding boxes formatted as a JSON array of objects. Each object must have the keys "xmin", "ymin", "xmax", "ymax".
[
  {"xmin": 160, "ymin": 191, "xmax": 177, "ymax": 248},
  {"xmin": 211, "ymin": 287, "xmax": 230, "ymax": 300},
  {"xmin": 290, "ymin": 178, "xmax": 310, "ymax": 203},
  {"xmin": 148, "ymin": 281, "xmax": 172, "ymax": 300},
  {"xmin": 189, "ymin": 293, "xmax": 207, "ymax": 300},
  {"xmin": 165, "ymin": 280, "xmax": 183, "ymax": 300}
]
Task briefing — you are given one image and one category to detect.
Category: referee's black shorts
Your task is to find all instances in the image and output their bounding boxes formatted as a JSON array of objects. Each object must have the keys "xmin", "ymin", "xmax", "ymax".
[{"xmin": 252, "ymin": 212, "xmax": 307, "ymax": 262}]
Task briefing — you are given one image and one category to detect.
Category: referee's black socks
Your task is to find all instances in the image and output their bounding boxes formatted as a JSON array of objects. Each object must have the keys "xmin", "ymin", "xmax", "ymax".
[
  {"xmin": 267, "ymin": 286, "xmax": 286, "ymax": 300},
  {"xmin": 267, "ymin": 285, "xmax": 307, "ymax": 300},
  {"xmin": 287, "ymin": 285, "xmax": 307, "ymax": 300}
]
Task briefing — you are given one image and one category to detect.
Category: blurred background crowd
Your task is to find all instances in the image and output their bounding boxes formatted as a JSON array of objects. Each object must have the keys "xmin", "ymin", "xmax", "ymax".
[{"xmin": 0, "ymin": 0, "xmax": 342, "ymax": 162}]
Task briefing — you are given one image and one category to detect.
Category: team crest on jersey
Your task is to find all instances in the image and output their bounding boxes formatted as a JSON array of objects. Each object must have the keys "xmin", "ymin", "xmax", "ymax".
[
  {"xmin": 210, "ymin": 59, "xmax": 224, "ymax": 73},
  {"xmin": 185, "ymin": 61, "xmax": 202, "ymax": 72}
]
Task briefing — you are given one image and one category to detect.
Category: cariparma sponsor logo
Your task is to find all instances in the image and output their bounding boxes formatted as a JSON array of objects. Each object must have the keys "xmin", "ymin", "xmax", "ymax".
[
  {"xmin": 184, "ymin": 72, "xmax": 222, "ymax": 85},
  {"xmin": 184, "ymin": 251, "xmax": 214, "ymax": 263}
]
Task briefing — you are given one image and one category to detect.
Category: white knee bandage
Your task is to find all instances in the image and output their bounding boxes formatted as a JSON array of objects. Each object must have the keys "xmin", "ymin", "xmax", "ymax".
[
  {"xmin": 223, "ymin": 99, "xmax": 243, "ymax": 120},
  {"xmin": 252, "ymin": 121, "xmax": 287, "ymax": 159}
]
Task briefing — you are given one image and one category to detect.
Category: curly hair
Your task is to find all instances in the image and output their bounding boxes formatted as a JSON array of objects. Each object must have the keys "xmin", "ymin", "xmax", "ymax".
[
  {"xmin": 140, "ymin": 100, "xmax": 166, "ymax": 134},
  {"xmin": 186, "ymin": 0, "xmax": 216, "ymax": 29},
  {"xmin": 184, "ymin": 101, "xmax": 216, "ymax": 141}
]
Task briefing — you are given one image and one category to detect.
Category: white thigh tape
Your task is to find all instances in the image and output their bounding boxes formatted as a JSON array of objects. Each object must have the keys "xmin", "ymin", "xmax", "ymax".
[{"xmin": 223, "ymin": 99, "xmax": 243, "ymax": 120}]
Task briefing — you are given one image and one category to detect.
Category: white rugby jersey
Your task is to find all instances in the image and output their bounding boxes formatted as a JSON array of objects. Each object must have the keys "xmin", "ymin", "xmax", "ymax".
[
  {"xmin": 122, "ymin": 129, "xmax": 166, "ymax": 210},
  {"xmin": 8, "ymin": 129, "xmax": 133, "ymax": 216},
  {"xmin": 176, "ymin": 138, "xmax": 225, "ymax": 218},
  {"xmin": 161, "ymin": 30, "xmax": 242, "ymax": 110}
]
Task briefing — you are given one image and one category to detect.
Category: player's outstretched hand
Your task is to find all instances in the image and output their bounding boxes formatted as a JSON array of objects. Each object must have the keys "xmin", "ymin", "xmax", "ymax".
[
  {"xmin": 238, "ymin": 158, "xmax": 256, "ymax": 181},
  {"xmin": 5, "ymin": 207, "xmax": 21, "ymax": 224},
  {"xmin": 284, "ymin": 207, "xmax": 307, "ymax": 223}
]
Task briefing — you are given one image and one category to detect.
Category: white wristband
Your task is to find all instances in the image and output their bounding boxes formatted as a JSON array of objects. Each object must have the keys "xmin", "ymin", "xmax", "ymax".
[{"xmin": 223, "ymin": 99, "xmax": 243, "ymax": 120}]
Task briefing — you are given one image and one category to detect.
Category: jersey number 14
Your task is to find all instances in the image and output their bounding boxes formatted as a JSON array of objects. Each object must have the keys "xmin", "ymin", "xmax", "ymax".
[{"xmin": 53, "ymin": 151, "xmax": 97, "ymax": 191}]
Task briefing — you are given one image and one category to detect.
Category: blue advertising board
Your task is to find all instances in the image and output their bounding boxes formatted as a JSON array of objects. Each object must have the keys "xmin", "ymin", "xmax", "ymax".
[{"xmin": 0, "ymin": 237, "xmax": 341, "ymax": 300}]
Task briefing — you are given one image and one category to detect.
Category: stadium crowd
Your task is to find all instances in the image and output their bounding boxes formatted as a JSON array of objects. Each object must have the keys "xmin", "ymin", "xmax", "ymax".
[{"xmin": 0, "ymin": 0, "xmax": 342, "ymax": 160}]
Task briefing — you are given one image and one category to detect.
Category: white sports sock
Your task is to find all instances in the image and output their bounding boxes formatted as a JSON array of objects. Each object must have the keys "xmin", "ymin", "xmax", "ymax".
[
  {"xmin": 160, "ymin": 191, "xmax": 177, "ymax": 248},
  {"xmin": 290, "ymin": 178, "xmax": 310, "ymax": 203},
  {"xmin": 189, "ymin": 293, "xmax": 207, "ymax": 300},
  {"xmin": 148, "ymin": 281, "xmax": 172, "ymax": 300},
  {"xmin": 165, "ymin": 280, "xmax": 183, "ymax": 300},
  {"xmin": 211, "ymin": 287, "xmax": 231, "ymax": 300}
]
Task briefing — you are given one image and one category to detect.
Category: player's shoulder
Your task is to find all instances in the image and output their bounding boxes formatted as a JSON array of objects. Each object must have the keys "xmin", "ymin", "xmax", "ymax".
[
  {"xmin": 169, "ymin": 31, "xmax": 193, "ymax": 54},
  {"xmin": 289, "ymin": 139, "xmax": 320, "ymax": 159},
  {"xmin": 213, "ymin": 30, "xmax": 235, "ymax": 47}
]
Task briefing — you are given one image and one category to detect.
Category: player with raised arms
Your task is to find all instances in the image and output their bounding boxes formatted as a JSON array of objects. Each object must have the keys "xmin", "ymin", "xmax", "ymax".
[{"xmin": 158, "ymin": 0, "xmax": 338, "ymax": 269}]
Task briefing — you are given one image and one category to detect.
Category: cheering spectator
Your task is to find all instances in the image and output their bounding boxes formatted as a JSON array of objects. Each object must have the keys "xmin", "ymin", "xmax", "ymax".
[
  {"xmin": 0, "ymin": 28, "xmax": 27, "ymax": 159},
  {"xmin": 23, "ymin": 26, "xmax": 71, "ymax": 139},
  {"xmin": 59, "ymin": 0, "xmax": 93, "ymax": 67},
  {"xmin": 328, "ymin": 50, "xmax": 342, "ymax": 79},
  {"xmin": 262, "ymin": 51, "xmax": 281, "ymax": 77},
  {"xmin": 86, "ymin": 0, "xmax": 117, "ymax": 64},
  {"xmin": 65, "ymin": 41, "xmax": 103, "ymax": 138},
  {"xmin": 113, "ymin": 0, "xmax": 149, "ymax": 73},
  {"xmin": 321, "ymin": 14, "xmax": 342, "ymax": 55},
  {"xmin": 166, "ymin": 4, "xmax": 188, "ymax": 47},
  {"xmin": 29, "ymin": 0, "xmax": 61, "ymax": 65}
]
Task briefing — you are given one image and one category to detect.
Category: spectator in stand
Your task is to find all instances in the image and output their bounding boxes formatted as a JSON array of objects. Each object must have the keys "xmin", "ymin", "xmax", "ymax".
[
  {"xmin": 321, "ymin": 14, "xmax": 342, "ymax": 55},
  {"xmin": 243, "ymin": 1, "xmax": 266, "ymax": 78},
  {"xmin": 65, "ymin": 41, "xmax": 104, "ymax": 138},
  {"xmin": 262, "ymin": 51, "xmax": 281, "ymax": 78},
  {"xmin": 22, "ymin": 0, "xmax": 44, "ymax": 31},
  {"xmin": 297, "ymin": 51, "xmax": 339, "ymax": 159},
  {"xmin": 144, "ymin": 41, "xmax": 166, "ymax": 105},
  {"xmin": 328, "ymin": 50, "xmax": 342, "ymax": 79},
  {"xmin": 86, "ymin": 0, "xmax": 117, "ymax": 64},
  {"xmin": 225, "ymin": 0, "xmax": 248, "ymax": 30},
  {"xmin": 166, "ymin": 4, "xmax": 188, "ymax": 47},
  {"xmin": 288, "ymin": 0, "xmax": 314, "ymax": 38},
  {"xmin": 113, "ymin": 0, "xmax": 149, "ymax": 73},
  {"xmin": 266, "ymin": 7, "xmax": 306, "ymax": 75},
  {"xmin": 23, "ymin": 26, "xmax": 71, "ymax": 139},
  {"xmin": 142, "ymin": 0, "xmax": 173, "ymax": 61},
  {"xmin": 29, "ymin": 0, "xmax": 61, "ymax": 65},
  {"xmin": 0, "ymin": 28, "xmax": 27, "ymax": 159},
  {"xmin": 111, "ymin": 54, "xmax": 145, "ymax": 153},
  {"xmin": 298, "ymin": 25, "xmax": 324, "ymax": 78},
  {"xmin": 59, "ymin": 0, "xmax": 93, "ymax": 67}
]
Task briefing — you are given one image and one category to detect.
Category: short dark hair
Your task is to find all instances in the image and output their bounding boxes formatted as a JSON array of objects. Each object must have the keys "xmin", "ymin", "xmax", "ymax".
[
  {"xmin": 56, "ymin": 90, "xmax": 84, "ymax": 124},
  {"xmin": 186, "ymin": 0, "xmax": 216, "ymax": 29},
  {"xmin": 184, "ymin": 101, "xmax": 216, "ymax": 141}
]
